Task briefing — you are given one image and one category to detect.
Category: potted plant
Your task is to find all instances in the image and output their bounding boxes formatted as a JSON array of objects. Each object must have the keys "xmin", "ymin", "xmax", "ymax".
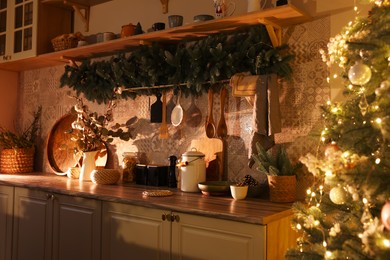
[
  {"xmin": 252, "ymin": 142, "xmax": 301, "ymax": 202},
  {"xmin": 0, "ymin": 107, "xmax": 41, "ymax": 174}
]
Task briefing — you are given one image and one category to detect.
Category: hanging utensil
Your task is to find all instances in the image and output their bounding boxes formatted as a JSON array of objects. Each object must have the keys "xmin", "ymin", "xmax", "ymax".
[
  {"xmin": 171, "ymin": 91, "xmax": 184, "ymax": 127},
  {"xmin": 217, "ymin": 87, "xmax": 228, "ymax": 138},
  {"xmin": 205, "ymin": 89, "xmax": 216, "ymax": 138},
  {"xmin": 185, "ymin": 96, "xmax": 202, "ymax": 127},
  {"xmin": 150, "ymin": 93, "xmax": 162, "ymax": 123},
  {"xmin": 159, "ymin": 92, "xmax": 169, "ymax": 139}
]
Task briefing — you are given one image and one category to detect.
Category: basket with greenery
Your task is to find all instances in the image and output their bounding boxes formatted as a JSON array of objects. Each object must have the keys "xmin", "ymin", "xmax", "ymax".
[
  {"xmin": 252, "ymin": 143, "xmax": 301, "ymax": 202},
  {"xmin": 0, "ymin": 107, "xmax": 41, "ymax": 174}
]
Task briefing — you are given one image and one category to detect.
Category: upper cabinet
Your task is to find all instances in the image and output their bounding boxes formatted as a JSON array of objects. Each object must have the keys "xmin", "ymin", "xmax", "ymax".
[
  {"xmin": 0, "ymin": 0, "xmax": 72, "ymax": 63},
  {"xmin": 0, "ymin": 3, "xmax": 310, "ymax": 72}
]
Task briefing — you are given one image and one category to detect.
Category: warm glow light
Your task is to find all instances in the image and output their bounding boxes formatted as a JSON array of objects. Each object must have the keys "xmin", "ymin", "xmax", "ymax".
[
  {"xmin": 314, "ymin": 220, "xmax": 320, "ymax": 226},
  {"xmin": 307, "ymin": 189, "xmax": 311, "ymax": 195},
  {"xmin": 297, "ymin": 223, "xmax": 302, "ymax": 230},
  {"xmin": 333, "ymin": 74, "xmax": 338, "ymax": 79},
  {"xmin": 331, "ymin": 107, "xmax": 338, "ymax": 113},
  {"xmin": 323, "ymin": 241, "xmax": 327, "ymax": 247},
  {"xmin": 376, "ymin": 118, "xmax": 382, "ymax": 124},
  {"xmin": 348, "ymin": 84, "xmax": 353, "ymax": 90},
  {"xmin": 375, "ymin": 158, "xmax": 381, "ymax": 164},
  {"xmin": 363, "ymin": 198, "xmax": 368, "ymax": 204},
  {"xmin": 325, "ymin": 170, "xmax": 333, "ymax": 177},
  {"xmin": 311, "ymin": 192, "xmax": 316, "ymax": 197},
  {"xmin": 326, "ymin": 251, "xmax": 333, "ymax": 257},
  {"xmin": 383, "ymin": 239, "xmax": 390, "ymax": 248}
]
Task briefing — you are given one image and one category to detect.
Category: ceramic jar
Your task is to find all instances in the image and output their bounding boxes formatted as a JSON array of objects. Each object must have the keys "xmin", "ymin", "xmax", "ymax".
[{"xmin": 180, "ymin": 149, "xmax": 206, "ymax": 192}]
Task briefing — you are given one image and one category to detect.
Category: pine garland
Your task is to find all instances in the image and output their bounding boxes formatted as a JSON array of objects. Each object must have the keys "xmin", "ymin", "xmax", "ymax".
[{"xmin": 60, "ymin": 25, "xmax": 293, "ymax": 104}]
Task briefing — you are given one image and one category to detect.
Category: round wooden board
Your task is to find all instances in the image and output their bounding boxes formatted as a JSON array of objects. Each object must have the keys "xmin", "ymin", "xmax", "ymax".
[{"xmin": 47, "ymin": 113, "xmax": 108, "ymax": 175}]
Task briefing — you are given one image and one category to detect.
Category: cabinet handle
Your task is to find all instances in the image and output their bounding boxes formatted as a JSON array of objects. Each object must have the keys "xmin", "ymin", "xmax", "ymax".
[
  {"xmin": 173, "ymin": 214, "xmax": 180, "ymax": 223},
  {"xmin": 46, "ymin": 194, "xmax": 55, "ymax": 200},
  {"xmin": 161, "ymin": 213, "xmax": 166, "ymax": 221}
]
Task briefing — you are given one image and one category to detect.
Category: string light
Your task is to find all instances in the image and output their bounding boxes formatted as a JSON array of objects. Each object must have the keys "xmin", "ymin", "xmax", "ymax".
[
  {"xmin": 375, "ymin": 158, "xmax": 381, "ymax": 164},
  {"xmin": 297, "ymin": 223, "xmax": 302, "ymax": 230},
  {"xmin": 383, "ymin": 239, "xmax": 390, "ymax": 248}
]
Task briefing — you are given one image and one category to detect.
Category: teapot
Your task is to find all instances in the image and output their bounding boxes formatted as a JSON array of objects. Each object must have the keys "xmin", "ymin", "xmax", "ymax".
[{"xmin": 178, "ymin": 148, "xmax": 206, "ymax": 192}]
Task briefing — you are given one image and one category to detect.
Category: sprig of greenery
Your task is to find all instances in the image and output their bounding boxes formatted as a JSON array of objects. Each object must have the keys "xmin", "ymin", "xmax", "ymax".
[
  {"xmin": 60, "ymin": 25, "xmax": 294, "ymax": 103},
  {"xmin": 0, "ymin": 107, "xmax": 42, "ymax": 149}
]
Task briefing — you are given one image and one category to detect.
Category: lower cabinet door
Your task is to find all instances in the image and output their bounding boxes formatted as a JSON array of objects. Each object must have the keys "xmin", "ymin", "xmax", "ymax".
[
  {"xmin": 52, "ymin": 194, "xmax": 102, "ymax": 260},
  {"xmin": 13, "ymin": 187, "xmax": 53, "ymax": 260},
  {"xmin": 171, "ymin": 212, "xmax": 266, "ymax": 260},
  {"xmin": 102, "ymin": 202, "xmax": 171, "ymax": 260},
  {"xmin": 0, "ymin": 185, "xmax": 13, "ymax": 260}
]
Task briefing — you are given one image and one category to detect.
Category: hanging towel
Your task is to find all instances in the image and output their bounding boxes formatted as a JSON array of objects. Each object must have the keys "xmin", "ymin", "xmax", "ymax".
[{"xmin": 248, "ymin": 74, "xmax": 282, "ymax": 167}]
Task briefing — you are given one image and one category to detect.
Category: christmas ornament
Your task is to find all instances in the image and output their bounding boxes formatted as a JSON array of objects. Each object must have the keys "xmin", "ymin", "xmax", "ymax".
[
  {"xmin": 375, "ymin": 81, "xmax": 390, "ymax": 96},
  {"xmin": 330, "ymin": 186, "xmax": 347, "ymax": 204},
  {"xmin": 325, "ymin": 142, "xmax": 340, "ymax": 157},
  {"xmin": 359, "ymin": 94, "xmax": 369, "ymax": 116},
  {"xmin": 381, "ymin": 201, "xmax": 390, "ymax": 231},
  {"xmin": 348, "ymin": 61, "xmax": 372, "ymax": 85}
]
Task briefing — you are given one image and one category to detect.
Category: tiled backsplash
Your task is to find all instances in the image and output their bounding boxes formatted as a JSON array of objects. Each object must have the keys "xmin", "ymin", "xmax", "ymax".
[{"xmin": 18, "ymin": 17, "xmax": 330, "ymax": 184}]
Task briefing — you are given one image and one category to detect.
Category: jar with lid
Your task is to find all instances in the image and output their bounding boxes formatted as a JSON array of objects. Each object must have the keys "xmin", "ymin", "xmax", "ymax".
[{"xmin": 122, "ymin": 152, "xmax": 139, "ymax": 183}]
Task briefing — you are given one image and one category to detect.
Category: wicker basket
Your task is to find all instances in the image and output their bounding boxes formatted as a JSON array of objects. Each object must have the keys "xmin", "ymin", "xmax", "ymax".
[
  {"xmin": 91, "ymin": 169, "xmax": 120, "ymax": 185},
  {"xmin": 267, "ymin": 175, "xmax": 296, "ymax": 203},
  {"xmin": 51, "ymin": 34, "xmax": 79, "ymax": 51},
  {"xmin": 0, "ymin": 147, "xmax": 35, "ymax": 174}
]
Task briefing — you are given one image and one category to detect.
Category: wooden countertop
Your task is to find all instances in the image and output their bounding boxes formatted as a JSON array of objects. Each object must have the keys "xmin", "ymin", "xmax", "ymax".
[{"xmin": 0, "ymin": 173, "xmax": 293, "ymax": 225}]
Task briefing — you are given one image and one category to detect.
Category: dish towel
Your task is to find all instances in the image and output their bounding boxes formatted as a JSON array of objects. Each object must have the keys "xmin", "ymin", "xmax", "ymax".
[{"xmin": 248, "ymin": 74, "xmax": 281, "ymax": 167}]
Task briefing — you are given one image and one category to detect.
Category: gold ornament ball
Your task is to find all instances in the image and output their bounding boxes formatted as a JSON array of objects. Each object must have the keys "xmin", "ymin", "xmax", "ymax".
[
  {"xmin": 329, "ymin": 187, "xmax": 347, "ymax": 205},
  {"xmin": 325, "ymin": 142, "xmax": 340, "ymax": 157},
  {"xmin": 348, "ymin": 61, "xmax": 372, "ymax": 85}
]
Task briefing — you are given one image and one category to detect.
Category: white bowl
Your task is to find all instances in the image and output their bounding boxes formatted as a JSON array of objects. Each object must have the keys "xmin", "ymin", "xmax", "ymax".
[{"xmin": 230, "ymin": 185, "xmax": 248, "ymax": 200}]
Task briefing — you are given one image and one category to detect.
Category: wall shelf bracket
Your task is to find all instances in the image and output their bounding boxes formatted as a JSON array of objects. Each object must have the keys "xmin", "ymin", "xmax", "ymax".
[{"xmin": 259, "ymin": 18, "xmax": 282, "ymax": 47}]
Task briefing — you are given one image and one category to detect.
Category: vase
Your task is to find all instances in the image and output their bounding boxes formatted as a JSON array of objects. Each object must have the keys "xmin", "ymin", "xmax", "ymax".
[{"xmin": 79, "ymin": 151, "xmax": 98, "ymax": 182}]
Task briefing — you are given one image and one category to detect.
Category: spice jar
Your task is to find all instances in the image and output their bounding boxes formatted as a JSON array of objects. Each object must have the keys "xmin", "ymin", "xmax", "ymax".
[{"xmin": 122, "ymin": 152, "xmax": 139, "ymax": 183}]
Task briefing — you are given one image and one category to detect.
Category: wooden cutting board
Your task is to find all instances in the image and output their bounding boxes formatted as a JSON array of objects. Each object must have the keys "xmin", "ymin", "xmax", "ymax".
[{"xmin": 190, "ymin": 138, "xmax": 224, "ymax": 181}]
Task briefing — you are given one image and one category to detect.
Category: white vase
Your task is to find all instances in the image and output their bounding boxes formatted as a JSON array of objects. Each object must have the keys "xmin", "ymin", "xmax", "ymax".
[{"xmin": 79, "ymin": 151, "xmax": 98, "ymax": 182}]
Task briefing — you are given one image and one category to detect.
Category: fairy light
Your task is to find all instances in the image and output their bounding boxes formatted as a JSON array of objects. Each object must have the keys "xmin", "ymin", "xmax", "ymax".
[
  {"xmin": 363, "ymin": 198, "xmax": 368, "ymax": 204},
  {"xmin": 314, "ymin": 220, "xmax": 320, "ymax": 226},
  {"xmin": 331, "ymin": 106, "xmax": 339, "ymax": 113},
  {"xmin": 307, "ymin": 189, "xmax": 312, "ymax": 195},
  {"xmin": 311, "ymin": 191, "xmax": 316, "ymax": 197},
  {"xmin": 323, "ymin": 241, "xmax": 327, "ymax": 247},
  {"xmin": 333, "ymin": 74, "xmax": 338, "ymax": 79},
  {"xmin": 376, "ymin": 118, "xmax": 382, "ymax": 124},
  {"xmin": 326, "ymin": 251, "xmax": 333, "ymax": 258},
  {"xmin": 297, "ymin": 223, "xmax": 302, "ymax": 230},
  {"xmin": 348, "ymin": 84, "xmax": 353, "ymax": 90},
  {"xmin": 325, "ymin": 170, "xmax": 333, "ymax": 177},
  {"xmin": 375, "ymin": 158, "xmax": 381, "ymax": 164},
  {"xmin": 383, "ymin": 239, "xmax": 390, "ymax": 248}
]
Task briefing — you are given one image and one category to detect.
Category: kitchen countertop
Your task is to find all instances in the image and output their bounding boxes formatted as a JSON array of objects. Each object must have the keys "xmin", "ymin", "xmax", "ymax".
[{"xmin": 0, "ymin": 172, "xmax": 294, "ymax": 225}]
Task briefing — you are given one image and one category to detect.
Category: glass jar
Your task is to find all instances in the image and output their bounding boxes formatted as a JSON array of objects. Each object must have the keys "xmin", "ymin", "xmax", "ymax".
[{"xmin": 122, "ymin": 152, "xmax": 139, "ymax": 183}]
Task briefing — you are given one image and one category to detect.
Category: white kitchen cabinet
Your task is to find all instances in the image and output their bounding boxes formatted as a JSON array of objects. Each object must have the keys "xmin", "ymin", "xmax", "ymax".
[
  {"xmin": 102, "ymin": 201, "xmax": 268, "ymax": 260},
  {"xmin": 12, "ymin": 187, "xmax": 101, "ymax": 260},
  {"xmin": 102, "ymin": 202, "xmax": 171, "ymax": 260},
  {"xmin": 171, "ymin": 212, "xmax": 266, "ymax": 260},
  {"xmin": 0, "ymin": 0, "xmax": 72, "ymax": 62},
  {"xmin": 0, "ymin": 185, "xmax": 13, "ymax": 260}
]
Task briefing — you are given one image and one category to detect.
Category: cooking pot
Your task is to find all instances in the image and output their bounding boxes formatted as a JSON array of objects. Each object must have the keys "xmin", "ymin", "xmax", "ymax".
[{"xmin": 180, "ymin": 148, "xmax": 206, "ymax": 192}]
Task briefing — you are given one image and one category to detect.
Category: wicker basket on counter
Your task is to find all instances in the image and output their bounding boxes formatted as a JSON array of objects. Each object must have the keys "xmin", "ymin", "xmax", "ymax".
[
  {"xmin": 267, "ymin": 175, "xmax": 296, "ymax": 203},
  {"xmin": 0, "ymin": 147, "xmax": 35, "ymax": 174}
]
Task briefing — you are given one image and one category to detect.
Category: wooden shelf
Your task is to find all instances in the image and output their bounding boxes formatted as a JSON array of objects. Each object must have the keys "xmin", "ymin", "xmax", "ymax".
[
  {"xmin": 41, "ymin": 0, "xmax": 112, "ymax": 8},
  {"xmin": 0, "ymin": 4, "xmax": 310, "ymax": 72}
]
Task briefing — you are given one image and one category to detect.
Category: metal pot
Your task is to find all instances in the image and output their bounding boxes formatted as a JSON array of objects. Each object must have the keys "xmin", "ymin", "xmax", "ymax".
[{"xmin": 180, "ymin": 148, "xmax": 206, "ymax": 192}]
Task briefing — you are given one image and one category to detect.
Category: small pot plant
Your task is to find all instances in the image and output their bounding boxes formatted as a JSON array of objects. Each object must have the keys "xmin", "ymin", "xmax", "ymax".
[
  {"xmin": 0, "ymin": 107, "xmax": 42, "ymax": 173},
  {"xmin": 252, "ymin": 142, "xmax": 301, "ymax": 202}
]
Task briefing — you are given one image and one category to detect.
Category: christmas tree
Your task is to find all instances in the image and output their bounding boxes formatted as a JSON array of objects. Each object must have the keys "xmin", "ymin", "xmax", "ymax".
[{"xmin": 286, "ymin": 0, "xmax": 390, "ymax": 259}]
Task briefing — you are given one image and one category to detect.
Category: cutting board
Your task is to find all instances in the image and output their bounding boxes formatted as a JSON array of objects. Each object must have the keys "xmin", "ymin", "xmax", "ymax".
[{"xmin": 190, "ymin": 138, "xmax": 224, "ymax": 181}]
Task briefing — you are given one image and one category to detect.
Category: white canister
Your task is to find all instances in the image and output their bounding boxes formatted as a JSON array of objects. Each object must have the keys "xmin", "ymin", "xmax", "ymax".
[{"xmin": 180, "ymin": 149, "xmax": 206, "ymax": 192}]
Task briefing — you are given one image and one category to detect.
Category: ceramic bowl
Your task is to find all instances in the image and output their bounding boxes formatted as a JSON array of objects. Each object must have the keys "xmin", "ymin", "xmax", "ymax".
[
  {"xmin": 193, "ymin": 14, "xmax": 214, "ymax": 22},
  {"xmin": 198, "ymin": 181, "xmax": 234, "ymax": 196},
  {"xmin": 230, "ymin": 185, "xmax": 248, "ymax": 200}
]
